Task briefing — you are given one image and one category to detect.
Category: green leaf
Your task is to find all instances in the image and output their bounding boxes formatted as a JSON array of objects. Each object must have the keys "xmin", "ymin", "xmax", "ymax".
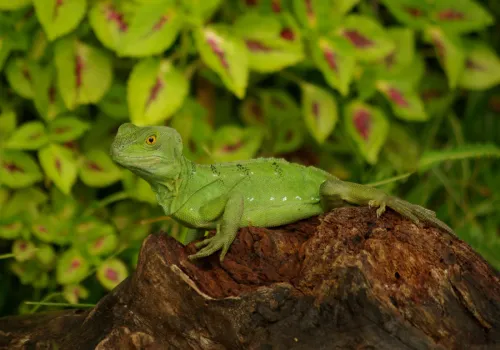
[
  {"xmin": 5, "ymin": 57, "xmax": 37, "ymax": 99},
  {"xmin": 376, "ymin": 27, "xmax": 415, "ymax": 77},
  {"xmin": 194, "ymin": 25, "xmax": 249, "ymax": 98},
  {"xmin": 31, "ymin": 215, "xmax": 59, "ymax": 243},
  {"xmin": 79, "ymin": 150, "xmax": 122, "ymax": 187},
  {"xmin": 48, "ymin": 115, "xmax": 90, "ymax": 143},
  {"xmin": 311, "ymin": 36, "xmax": 355, "ymax": 96},
  {"xmin": 419, "ymin": 72, "xmax": 453, "ymax": 117},
  {"xmin": 430, "ymin": 0, "xmax": 494, "ymax": 34},
  {"xmin": 97, "ymin": 82, "xmax": 129, "ymax": 120},
  {"xmin": 127, "ymin": 58, "xmax": 189, "ymax": 125},
  {"xmin": 0, "ymin": 37, "xmax": 13, "ymax": 72},
  {"xmin": 211, "ymin": 125, "xmax": 263, "ymax": 162},
  {"xmin": 0, "ymin": 0, "xmax": 31, "ymax": 10},
  {"xmin": 57, "ymin": 249, "xmax": 90, "ymax": 285},
  {"xmin": 240, "ymin": 96, "xmax": 267, "ymax": 127},
  {"xmin": 96, "ymin": 258, "xmax": 128, "ymax": 290},
  {"xmin": 121, "ymin": 172, "xmax": 156, "ymax": 204},
  {"xmin": 380, "ymin": 0, "xmax": 432, "ymax": 29},
  {"xmin": 88, "ymin": 0, "xmax": 130, "ymax": 51},
  {"xmin": 5, "ymin": 121, "xmax": 48, "ymax": 150},
  {"xmin": 38, "ymin": 144, "xmax": 78, "ymax": 195},
  {"xmin": 2, "ymin": 187, "xmax": 48, "ymax": 220},
  {"xmin": 424, "ymin": 27, "xmax": 465, "ymax": 89},
  {"xmin": 63, "ymin": 284, "xmax": 89, "ymax": 304},
  {"xmin": 301, "ymin": 84, "xmax": 338, "ymax": 144},
  {"xmin": 111, "ymin": 201, "xmax": 151, "ymax": 242},
  {"xmin": 233, "ymin": 12, "xmax": 304, "ymax": 73},
  {"xmin": 418, "ymin": 144, "xmax": 500, "ymax": 172},
  {"xmin": 337, "ymin": 0, "xmax": 360, "ymax": 15},
  {"xmin": 458, "ymin": 41, "xmax": 500, "ymax": 91},
  {"xmin": 344, "ymin": 101, "xmax": 389, "ymax": 164},
  {"xmin": 181, "ymin": 0, "xmax": 221, "ymax": 22},
  {"xmin": 12, "ymin": 240, "xmax": 36, "ymax": 262},
  {"xmin": 54, "ymin": 37, "xmax": 113, "ymax": 110},
  {"xmin": 0, "ymin": 150, "xmax": 43, "ymax": 188},
  {"xmin": 86, "ymin": 233, "xmax": 118, "ymax": 256},
  {"xmin": 383, "ymin": 123, "xmax": 420, "ymax": 172},
  {"xmin": 376, "ymin": 80, "xmax": 428, "ymax": 121},
  {"xmin": 34, "ymin": 0, "xmax": 87, "ymax": 41},
  {"xmin": 35, "ymin": 244, "xmax": 56, "ymax": 269},
  {"xmin": 33, "ymin": 63, "xmax": 68, "ymax": 121},
  {"xmin": 0, "ymin": 108, "xmax": 17, "ymax": 139},
  {"xmin": 118, "ymin": 0, "xmax": 184, "ymax": 57},
  {"xmin": 292, "ymin": 0, "xmax": 343, "ymax": 33},
  {"xmin": 0, "ymin": 220, "xmax": 23, "ymax": 240},
  {"xmin": 336, "ymin": 15, "xmax": 395, "ymax": 62}
]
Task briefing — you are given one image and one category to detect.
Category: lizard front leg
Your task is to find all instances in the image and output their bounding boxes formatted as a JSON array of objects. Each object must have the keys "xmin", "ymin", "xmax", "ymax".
[
  {"xmin": 188, "ymin": 192, "xmax": 244, "ymax": 262},
  {"xmin": 319, "ymin": 178, "xmax": 454, "ymax": 234}
]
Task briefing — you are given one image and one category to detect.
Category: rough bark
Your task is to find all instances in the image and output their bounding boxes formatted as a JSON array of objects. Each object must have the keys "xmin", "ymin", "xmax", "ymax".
[{"xmin": 0, "ymin": 207, "xmax": 499, "ymax": 350}]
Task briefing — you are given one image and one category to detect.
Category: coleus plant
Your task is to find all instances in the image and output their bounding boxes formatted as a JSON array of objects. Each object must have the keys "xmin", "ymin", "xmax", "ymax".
[{"xmin": 0, "ymin": 0, "xmax": 500, "ymax": 315}]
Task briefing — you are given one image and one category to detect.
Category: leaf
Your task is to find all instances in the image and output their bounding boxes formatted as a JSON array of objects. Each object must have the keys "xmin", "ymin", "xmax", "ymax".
[
  {"xmin": 118, "ymin": 0, "xmax": 184, "ymax": 57},
  {"xmin": 111, "ymin": 201, "xmax": 151, "ymax": 241},
  {"xmin": 31, "ymin": 215, "xmax": 59, "ymax": 243},
  {"xmin": 33, "ymin": 63, "xmax": 68, "ymax": 121},
  {"xmin": 34, "ymin": 0, "xmax": 87, "ymax": 41},
  {"xmin": 380, "ymin": 0, "xmax": 432, "ymax": 29},
  {"xmin": 79, "ymin": 150, "xmax": 122, "ymax": 187},
  {"xmin": 292, "ymin": 0, "xmax": 343, "ymax": 33},
  {"xmin": 194, "ymin": 25, "xmax": 249, "ymax": 98},
  {"xmin": 96, "ymin": 258, "xmax": 128, "ymax": 290},
  {"xmin": 63, "ymin": 284, "xmax": 89, "ymax": 304},
  {"xmin": 121, "ymin": 172, "xmax": 157, "ymax": 204},
  {"xmin": 240, "ymin": 96, "xmax": 267, "ymax": 127},
  {"xmin": 376, "ymin": 80, "xmax": 428, "ymax": 121},
  {"xmin": 88, "ymin": 0, "xmax": 130, "ymax": 51},
  {"xmin": 54, "ymin": 36, "xmax": 113, "ymax": 110},
  {"xmin": 5, "ymin": 57, "xmax": 37, "ymax": 99},
  {"xmin": 5, "ymin": 121, "xmax": 48, "ymax": 150},
  {"xmin": 48, "ymin": 115, "xmax": 90, "ymax": 143},
  {"xmin": 344, "ymin": 101, "xmax": 389, "ymax": 164},
  {"xmin": 1, "ymin": 187, "xmax": 48, "ymax": 220},
  {"xmin": 56, "ymin": 248, "xmax": 90, "ymax": 285},
  {"xmin": 424, "ymin": 27, "xmax": 465, "ymax": 89},
  {"xmin": 86, "ymin": 233, "xmax": 118, "ymax": 256},
  {"xmin": 0, "ymin": 108, "xmax": 17, "ymax": 139},
  {"xmin": 211, "ymin": 125, "xmax": 263, "ymax": 162},
  {"xmin": 0, "ymin": 220, "xmax": 23, "ymax": 240},
  {"xmin": 0, "ymin": 150, "xmax": 43, "ymax": 188},
  {"xmin": 382, "ymin": 123, "xmax": 420, "ymax": 172},
  {"xmin": 377, "ymin": 27, "xmax": 415, "ymax": 77},
  {"xmin": 181, "ymin": 0, "xmax": 221, "ymax": 21},
  {"xmin": 12, "ymin": 240, "xmax": 36, "ymax": 262},
  {"xmin": 430, "ymin": 0, "xmax": 494, "ymax": 34},
  {"xmin": 97, "ymin": 82, "xmax": 129, "ymax": 120},
  {"xmin": 301, "ymin": 84, "xmax": 338, "ymax": 144},
  {"xmin": 336, "ymin": 15, "xmax": 395, "ymax": 62},
  {"xmin": 0, "ymin": 36, "xmax": 13, "ymax": 72},
  {"xmin": 233, "ymin": 12, "xmax": 304, "ymax": 73},
  {"xmin": 311, "ymin": 36, "xmax": 355, "ymax": 96},
  {"xmin": 337, "ymin": 0, "xmax": 360, "ymax": 15},
  {"xmin": 127, "ymin": 58, "xmax": 189, "ymax": 125},
  {"xmin": 81, "ymin": 115, "xmax": 121, "ymax": 153},
  {"xmin": 458, "ymin": 41, "xmax": 500, "ymax": 91},
  {"xmin": 35, "ymin": 244, "xmax": 56, "ymax": 269},
  {"xmin": 419, "ymin": 72, "xmax": 453, "ymax": 117},
  {"xmin": 38, "ymin": 144, "xmax": 78, "ymax": 195},
  {"xmin": 0, "ymin": 0, "xmax": 31, "ymax": 10},
  {"xmin": 418, "ymin": 144, "xmax": 500, "ymax": 172}
]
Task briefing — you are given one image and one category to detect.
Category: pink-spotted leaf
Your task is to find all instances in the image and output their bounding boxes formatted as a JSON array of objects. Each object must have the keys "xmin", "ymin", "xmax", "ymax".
[
  {"xmin": 97, "ymin": 258, "xmax": 128, "ymax": 290},
  {"xmin": 211, "ymin": 125, "xmax": 263, "ymax": 162},
  {"xmin": 233, "ymin": 12, "xmax": 304, "ymax": 73},
  {"xmin": 458, "ymin": 41, "xmax": 500, "ymax": 90},
  {"xmin": 0, "ymin": 150, "xmax": 43, "ymax": 189},
  {"xmin": 194, "ymin": 25, "xmax": 249, "ymax": 98},
  {"xmin": 63, "ymin": 284, "xmax": 89, "ymax": 305},
  {"xmin": 33, "ymin": 0, "xmax": 87, "ymax": 41},
  {"xmin": 301, "ymin": 84, "xmax": 338, "ymax": 144},
  {"xmin": 118, "ymin": 0, "xmax": 184, "ymax": 57},
  {"xmin": 79, "ymin": 150, "xmax": 122, "ymax": 188},
  {"xmin": 48, "ymin": 116, "xmax": 90, "ymax": 143},
  {"xmin": 311, "ymin": 36, "xmax": 355, "ymax": 96},
  {"xmin": 380, "ymin": 0, "xmax": 432, "ymax": 29},
  {"xmin": 5, "ymin": 57, "xmax": 38, "ymax": 99},
  {"xmin": 54, "ymin": 37, "xmax": 113, "ymax": 110},
  {"xmin": 424, "ymin": 27, "xmax": 465, "ymax": 89},
  {"xmin": 88, "ymin": 0, "xmax": 131, "ymax": 51},
  {"xmin": 56, "ymin": 248, "xmax": 90, "ymax": 285},
  {"xmin": 5, "ymin": 121, "xmax": 48, "ymax": 150},
  {"xmin": 127, "ymin": 58, "xmax": 189, "ymax": 125},
  {"xmin": 376, "ymin": 80, "xmax": 428, "ymax": 121},
  {"xmin": 33, "ymin": 64, "xmax": 68, "ymax": 121},
  {"xmin": 430, "ymin": 0, "xmax": 494, "ymax": 34},
  {"xmin": 38, "ymin": 144, "xmax": 78, "ymax": 195},
  {"xmin": 344, "ymin": 101, "xmax": 389, "ymax": 164}
]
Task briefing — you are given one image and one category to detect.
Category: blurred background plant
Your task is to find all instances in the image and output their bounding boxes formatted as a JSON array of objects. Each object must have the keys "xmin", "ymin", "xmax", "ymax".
[{"xmin": 0, "ymin": 0, "xmax": 499, "ymax": 316}]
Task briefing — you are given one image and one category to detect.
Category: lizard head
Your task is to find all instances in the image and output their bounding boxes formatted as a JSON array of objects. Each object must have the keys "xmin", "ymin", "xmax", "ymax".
[{"xmin": 110, "ymin": 123, "xmax": 184, "ymax": 183}]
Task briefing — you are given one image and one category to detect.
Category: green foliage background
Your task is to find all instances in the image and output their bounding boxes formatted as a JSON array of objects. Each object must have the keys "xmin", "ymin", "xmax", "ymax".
[{"xmin": 0, "ymin": 0, "xmax": 499, "ymax": 316}]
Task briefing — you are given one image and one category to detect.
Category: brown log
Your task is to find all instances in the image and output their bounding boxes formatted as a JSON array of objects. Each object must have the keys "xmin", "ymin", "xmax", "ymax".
[{"xmin": 0, "ymin": 207, "xmax": 499, "ymax": 350}]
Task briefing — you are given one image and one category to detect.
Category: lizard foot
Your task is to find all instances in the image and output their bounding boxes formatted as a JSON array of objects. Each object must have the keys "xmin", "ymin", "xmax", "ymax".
[
  {"xmin": 371, "ymin": 195, "xmax": 454, "ymax": 235},
  {"xmin": 188, "ymin": 235, "xmax": 231, "ymax": 262}
]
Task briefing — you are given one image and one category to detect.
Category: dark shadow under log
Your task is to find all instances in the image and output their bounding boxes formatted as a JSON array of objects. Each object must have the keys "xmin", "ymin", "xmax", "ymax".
[{"xmin": 0, "ymin": 207, "xmax": 499, "ymax": 349}]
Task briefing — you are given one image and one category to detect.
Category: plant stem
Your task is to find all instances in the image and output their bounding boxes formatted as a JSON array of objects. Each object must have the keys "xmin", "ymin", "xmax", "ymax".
[{"xmin": 25, "ymin": 301, "xmax": 95, "ymax": 308}]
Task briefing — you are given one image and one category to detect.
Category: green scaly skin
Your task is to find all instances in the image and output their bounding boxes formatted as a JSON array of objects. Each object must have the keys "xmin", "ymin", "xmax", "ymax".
[{"xmin": 110, "ymin": 123, "xmax": 454, "ymax": 262}]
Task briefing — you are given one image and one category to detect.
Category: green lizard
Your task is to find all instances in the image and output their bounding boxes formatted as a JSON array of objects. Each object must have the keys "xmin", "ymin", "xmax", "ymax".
[{"xmin": 110, "ymin": 123, "xmax": 454, "ymax": 262}]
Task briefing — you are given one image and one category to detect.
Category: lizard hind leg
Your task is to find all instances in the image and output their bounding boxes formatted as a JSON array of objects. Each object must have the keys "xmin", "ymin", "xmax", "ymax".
[{"xmin": 319, "ymin": 179, "xmax": 455, "ymax": 235}]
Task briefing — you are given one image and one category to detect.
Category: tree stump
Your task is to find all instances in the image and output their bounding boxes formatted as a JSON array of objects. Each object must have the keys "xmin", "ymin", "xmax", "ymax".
[{"xmin": 0, "ymin": 207, "xmax": 499, "ymax": 349}]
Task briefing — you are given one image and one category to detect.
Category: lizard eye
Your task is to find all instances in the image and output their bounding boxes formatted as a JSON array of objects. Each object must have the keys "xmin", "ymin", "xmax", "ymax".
[{"xmin": 146, "ymin": 135, "xmax": 157, "ymax": 145}]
